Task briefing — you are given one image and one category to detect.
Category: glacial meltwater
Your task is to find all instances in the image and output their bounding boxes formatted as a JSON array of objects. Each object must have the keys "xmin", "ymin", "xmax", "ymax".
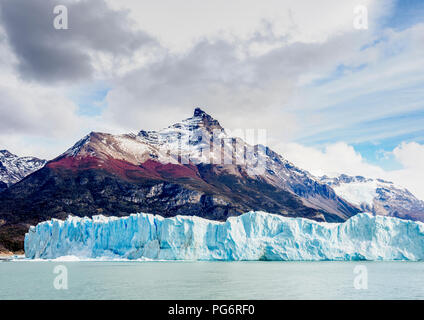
[{"xmin": 1, "ymin": 261, "xmax": 423, "ymax": 299}]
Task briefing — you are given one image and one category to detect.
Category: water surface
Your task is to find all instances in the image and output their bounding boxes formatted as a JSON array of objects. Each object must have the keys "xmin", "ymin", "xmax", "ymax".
[{"xmin": 0, "ymin": 261, "xmax": 423, "ymax": 299}]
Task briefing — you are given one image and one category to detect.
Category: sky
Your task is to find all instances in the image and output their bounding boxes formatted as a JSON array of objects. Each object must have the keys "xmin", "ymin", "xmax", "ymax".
[{"xmin": 0, "ymin": 0, "xmax": 423, "ymax": 199}]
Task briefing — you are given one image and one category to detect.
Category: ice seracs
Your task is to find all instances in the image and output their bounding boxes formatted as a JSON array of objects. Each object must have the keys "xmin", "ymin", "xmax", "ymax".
[{"xmin": 25, "ymin": 211, "xmax": 424, "ymax": 261}]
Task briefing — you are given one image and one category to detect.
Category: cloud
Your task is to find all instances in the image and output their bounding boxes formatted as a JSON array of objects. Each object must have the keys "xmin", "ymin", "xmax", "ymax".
[
  {"xmin": 0, "ymin": 83, "xmax": 78, "ymax": 136},
  {"xmin": 0, "ymin": 63, "xmax": 97, "ymax": 158},
  {"xmin": 0, "ymin": 0, "xmax": 162, "ymax": 158},
  {"xmin": 0, "ymin": 0, "xmax": 158, "ymax": 83},
  {"xmin": 106, "ymin": 0, "xmax": 386, "ymax": 51},
  {"xmin": 291, "ymin": 23, "xmax": 424, "ymax": 146},
  {"xmin": 98, "ymin": 0, "xmax": 398, "ymax": 141},
  {"xmin": 103, "ymin": 29, "xmax": 374, "ymax": 139},
  {"xmin": 277, "ymin": 142, "xmax": 385, "ymax": 178},
  {"xmin": 393, "ymin": 141, "xmax": 424, "ymax": 169},
  {"xmin": 389, "ymin": 142, "xmax": 424, "ymax": 200}
]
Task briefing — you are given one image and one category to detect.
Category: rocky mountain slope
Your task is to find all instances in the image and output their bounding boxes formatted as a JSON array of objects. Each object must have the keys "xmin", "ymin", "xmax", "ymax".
[
  {"xmin": 0, "ymin": 150, "xmax": 46, "ymax": 187},
  {"xmin": 0, "ymin": 108, "xmax": 359, "ymax": 251},
  {"xmin": 321, "ymin": 174, "xmax": 424, "ymax": 222}
]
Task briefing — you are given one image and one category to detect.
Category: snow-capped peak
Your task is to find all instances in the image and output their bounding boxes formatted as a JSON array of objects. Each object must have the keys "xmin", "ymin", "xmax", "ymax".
[
  {"xmin": 191, "ymin": 107, "xmax": 224, "ymax": 131},
  {"xmin": 135, "ymin": 108, "xmax": 230, "ymax": 165},
  {"xmin": 321, "ymin": 174, "xmax": 424, "ymax": 221},
  {"xmin": 0, "ymin": 150, "xmax": 46, "ymax": 186}
]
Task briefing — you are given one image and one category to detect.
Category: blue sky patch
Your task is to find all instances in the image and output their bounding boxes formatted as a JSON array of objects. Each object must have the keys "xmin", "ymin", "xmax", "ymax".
[{"xmin": 69, "ymin": 83, "xmax": 110, "ymax": 117}]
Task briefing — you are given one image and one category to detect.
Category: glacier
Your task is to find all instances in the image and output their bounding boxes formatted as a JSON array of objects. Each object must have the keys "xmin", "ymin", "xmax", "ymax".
[{"xmin": 24, "ymin": 211, "xmax": 424, "ymax": 261}]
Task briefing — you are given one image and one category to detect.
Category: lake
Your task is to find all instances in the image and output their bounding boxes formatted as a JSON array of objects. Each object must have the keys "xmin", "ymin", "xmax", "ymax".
[{"xmin": 0, "ymin": 260, "xmax": 423, "ymax": 299}]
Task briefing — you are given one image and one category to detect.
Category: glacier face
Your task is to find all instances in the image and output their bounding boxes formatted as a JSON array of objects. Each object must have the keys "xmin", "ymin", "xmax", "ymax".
[{"xmin": 24, "ymin": 212, "xmax": 424, "ymax": 261}]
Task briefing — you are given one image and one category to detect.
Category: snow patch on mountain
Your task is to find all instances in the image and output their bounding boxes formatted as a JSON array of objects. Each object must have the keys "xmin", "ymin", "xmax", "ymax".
[{"xmin": 25, "ymin": 211, "xmax": 424, "ymax": 261}]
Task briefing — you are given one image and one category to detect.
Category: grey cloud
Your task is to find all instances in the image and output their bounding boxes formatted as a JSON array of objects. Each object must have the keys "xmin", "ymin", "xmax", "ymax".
[{"xmin": 0, "ymin": 0, "xmax": 157, "ymax": 83}]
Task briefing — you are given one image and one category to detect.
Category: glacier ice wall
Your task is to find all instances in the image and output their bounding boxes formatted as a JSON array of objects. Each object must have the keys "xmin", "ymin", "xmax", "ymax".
[{"xmin": 24, "ymin": 212, "xmax": 424, "ymax": 261}]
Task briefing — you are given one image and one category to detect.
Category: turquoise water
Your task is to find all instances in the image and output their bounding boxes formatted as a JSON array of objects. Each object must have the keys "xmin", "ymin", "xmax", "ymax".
[{"xmin": 0, "ymin": 261, "xmax": 423, "ymax": 300}]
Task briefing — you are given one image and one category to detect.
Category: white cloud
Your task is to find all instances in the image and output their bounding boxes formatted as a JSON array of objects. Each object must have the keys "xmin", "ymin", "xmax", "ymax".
[
  {"xmin": 277, "ymin": 142, "xmax": 385, "ymax": 178},
  {"xmin": 389, "ymin": 142, "xmax": 424, "ymax": 200},
  {"xmin": 393, "ymin": 142, "xmax": 424, "ymax": 169}
]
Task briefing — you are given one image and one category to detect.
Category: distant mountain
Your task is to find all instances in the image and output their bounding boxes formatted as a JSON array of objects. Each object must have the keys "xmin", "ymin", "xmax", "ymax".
[
  {"xmin": 321, "ymin": 174, "xmax": 424, "ymax": 222},
  {"xmin": 0, "ymin": 108, "xmax": 359, "ymax": 251},
  {"xmin": 0, "ymin": 150, "xmax": 46, "ymax": 187}
]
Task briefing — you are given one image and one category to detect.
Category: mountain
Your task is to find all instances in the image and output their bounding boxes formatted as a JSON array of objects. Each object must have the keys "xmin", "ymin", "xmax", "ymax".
[
  {"xmin": 0, "ymin": 108, "xmax": 359, "ymax": 252},
  {"xmin": 0, "ymin": 150, "xmax": 46, "ymax": 187},
  {"xmin": 321, "ymin": 174, "xmax": 424, "ymax": 222},
  {"xmin": 26, "ymin": 211, "xmax": 424, "ymax": 261}
]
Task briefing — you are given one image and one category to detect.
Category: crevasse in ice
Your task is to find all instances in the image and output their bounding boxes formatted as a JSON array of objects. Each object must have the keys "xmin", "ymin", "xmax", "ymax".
[{"xmin": 24, "ymin": 212, "xmax": 424, "ymax": 261}]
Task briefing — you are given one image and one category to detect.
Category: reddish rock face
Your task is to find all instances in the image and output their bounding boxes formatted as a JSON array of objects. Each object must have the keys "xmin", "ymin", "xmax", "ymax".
[
  {"xmin": 138, "ymin": 160, "xmax": 201, "ymax": 180},
  {"xmin": 47, "ymin": 154, "xmax": 202, "ymax": 182}
]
